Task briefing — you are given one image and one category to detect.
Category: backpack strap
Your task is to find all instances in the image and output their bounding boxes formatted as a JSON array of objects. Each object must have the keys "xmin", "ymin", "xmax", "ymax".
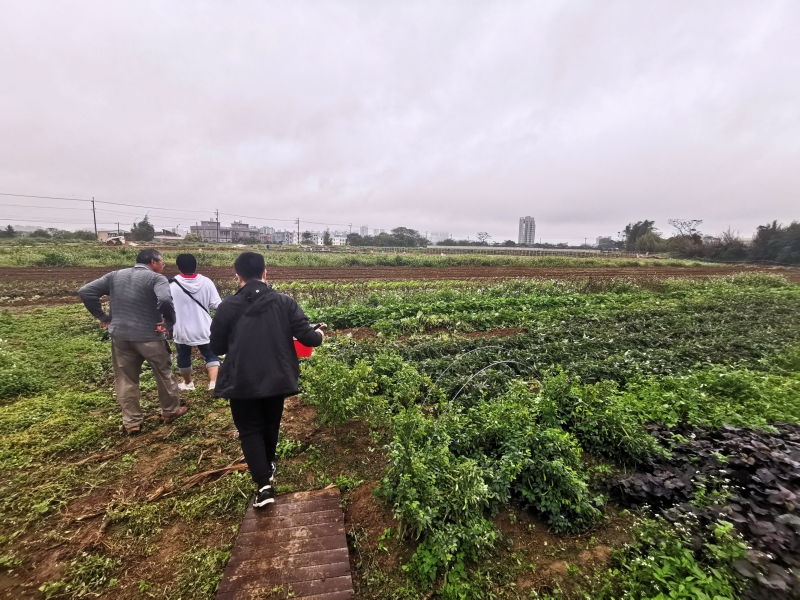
[{"xmin": 170, "ymin": 278, "xmax": 210, "ymax": 315}]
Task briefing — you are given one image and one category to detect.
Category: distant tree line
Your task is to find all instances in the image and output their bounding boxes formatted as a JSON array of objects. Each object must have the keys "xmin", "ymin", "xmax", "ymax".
[
  {"xmin": 346, "ymin": 227, "xmax": 429, "ymax": 247},
  {"xmin": 610, "ymin": 219, "xmax": 800, "ymax": 264},
  {"xmin": 6, "ymin": 215, "xmax": 797, "ymax": 264},
  {"xmin": 0, "ymin": 225, "xmax": 96, "ymax": 240}
]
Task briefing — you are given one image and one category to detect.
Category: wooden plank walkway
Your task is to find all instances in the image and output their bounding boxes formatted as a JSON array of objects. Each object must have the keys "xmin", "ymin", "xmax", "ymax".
[{"xmin": 217, "ymin": 487, "xmax": 354, "ymax": 599}]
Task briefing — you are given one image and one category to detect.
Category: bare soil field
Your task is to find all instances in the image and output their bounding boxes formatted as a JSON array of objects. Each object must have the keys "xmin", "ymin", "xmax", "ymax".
[{"xmin": 1, "ymin": 264, "xmax": 798, "ymax": 284}]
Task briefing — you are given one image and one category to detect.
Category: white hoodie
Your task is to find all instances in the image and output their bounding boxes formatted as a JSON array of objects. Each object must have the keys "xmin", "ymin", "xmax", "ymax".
[{"xmin": 170, "ymin": 273, "xmax": 222, "ymax": 346}]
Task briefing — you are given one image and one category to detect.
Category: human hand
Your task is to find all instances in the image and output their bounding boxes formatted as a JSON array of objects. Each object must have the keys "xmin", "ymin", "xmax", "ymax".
[
  {"xmin": 101, "ymin": 320, "xmax": 110, "ymax": 330},
  {"xmin": 155, "ymin": 321, "xmax": 168, "ymax": 333},
  {"xmin": 315, "ymin": 322, "xmax": 327, "ymax": 338}
]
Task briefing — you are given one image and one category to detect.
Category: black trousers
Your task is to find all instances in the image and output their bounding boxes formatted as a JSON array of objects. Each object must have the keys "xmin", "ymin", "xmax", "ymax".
[{"xmin": 229, "ymin": 396, "xmax": 285, "ymax": 488}]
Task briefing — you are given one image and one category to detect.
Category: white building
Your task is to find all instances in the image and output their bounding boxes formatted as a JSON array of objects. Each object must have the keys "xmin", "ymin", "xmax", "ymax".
[
  {"xmin": 372, "ymin": 228, "xmax": 386, "ymax": 236},
  {"xmin": 359, "ymin": 225, "xmax": 369, "ymax": 236},
  {"xmin": 269, "ymin": 230, "xmax": 296, "ymax": 245},
  {"xmin": 429, "ymin": 231, "xmax": 451, "ymax": 244},
  {"xmin": 518, "ymin": 216, "xmax": 536, "ymax": 245}
]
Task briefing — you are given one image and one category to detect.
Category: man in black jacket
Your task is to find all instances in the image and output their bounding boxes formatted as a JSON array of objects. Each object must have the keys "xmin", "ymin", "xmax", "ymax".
[{"xmin": 210, "ymin": 252, "xmax": 324, "ymax": 507}]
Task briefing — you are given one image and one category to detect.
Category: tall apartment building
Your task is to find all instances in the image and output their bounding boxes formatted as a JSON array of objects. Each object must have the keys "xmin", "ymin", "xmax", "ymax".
[
  {"xmin": 429, "ymin": 231, "xmax": 451, "ymax": 244},
  {"xmin": 518, "ymin": 216, "xmax": 536, "ymax": 245},
  {"xmin": 359, "ymin": 226, "xmax": 369, "ymax": 236}
]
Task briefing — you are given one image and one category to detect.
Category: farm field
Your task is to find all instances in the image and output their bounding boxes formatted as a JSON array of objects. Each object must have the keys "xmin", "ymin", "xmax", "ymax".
[
  {"xmin": 0, "ymin": 240, "xmax": 735, "ymax": 269},
  {"xmin": 1, "ymin": 264, "xmax": 798, "ymax": 308},
  {"xmin": 0, "ymin": 268, "xmax": 799, "ymax": 599}
]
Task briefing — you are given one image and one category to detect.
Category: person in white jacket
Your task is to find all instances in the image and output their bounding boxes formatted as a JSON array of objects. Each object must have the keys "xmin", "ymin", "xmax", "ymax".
[{"xmin": 170, "ymin": 254, "xmax": 223, "ymax": 391}]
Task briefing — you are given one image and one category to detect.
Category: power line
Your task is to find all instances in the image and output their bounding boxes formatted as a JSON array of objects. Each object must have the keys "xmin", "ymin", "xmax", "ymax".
[
  {"xmin": 0, "ymin": 192, "xmax": 213, "ymax": 213},
  {"xmin": 0, "ymin": 202, "xmax": 199, "ymax": 220},
  {"xmin": 0, "ymin": 191, "xmax": 392, "ymax": 231},
  {"xmin": 220, "ymin": 212, "xmax": 296, "ymax": 223},
  {"xmin": 0, "ymin": 202, "xmax": 93, "ymax": 211},
  {"xmin": 0, "ymin": 192, "xmax": 91, "ymax": 202},
  {"xmin": 3, "ymin": 217, "xmax": 120, "ymax": 225}
]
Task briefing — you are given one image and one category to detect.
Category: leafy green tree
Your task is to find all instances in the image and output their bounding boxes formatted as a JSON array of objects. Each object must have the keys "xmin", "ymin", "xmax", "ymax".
[
  {"xmin": 346, "ymin": 233, "xmax": 364, "ymax": 245},
  {"xmin": 345, "ymin": 227, "xmax": 429, "ymax": 247},
  {"xmin": 390, "ymin": 227, "xmax": 428, "ymax": 247},
  {"xmin": 634, "ymin": 232, "xmax": 664, "ymax": 253},
  {"xmin": 0, "ymin": 225, "xmax": 16, "ymax": 238},
  {"xmin": 597, "ymin": 236, "xmax": 623, "ymax": 250},
  {"xmin": 236, "ymin": 236, "xmax": 259, "ymax": 245},
  {"xmin": 322, "ymin": 229, "xmax": 332, "ymax": 246},
  {"xmin": 130, "ymin": 216, "xmax": 155, "ymax": 242},
  {"xmin": 750, "ymin": 220, "xmax": 800, "ymax": 264},
  {"xmin": 623, "ymin": 220, "xmax": 657, "ymax": 250},
  {"xmin": 31, "ymin": 229, "xmax": 52, "ymax": 238},
  {"xmin": 301, "ymin": 231, "xmax": 314, "ymax": 244}
]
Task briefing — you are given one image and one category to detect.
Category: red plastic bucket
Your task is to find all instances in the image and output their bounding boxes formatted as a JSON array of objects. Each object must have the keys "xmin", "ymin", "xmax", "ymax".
[{"xmin": 294, "ymin": 339, "xmax": 313, "ymax": 358}]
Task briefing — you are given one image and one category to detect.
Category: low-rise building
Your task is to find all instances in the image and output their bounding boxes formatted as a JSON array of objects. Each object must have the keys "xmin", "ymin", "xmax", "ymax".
[
  {"xmin": 270, "ymin": 230, "xmax": 297, "ymax": 245},
  {"xmin": 190, "ymin": 220, "xmax": 260, "ymax": 243},
  {"xmin": 154, "ymin": 229, "xmax": 184, "ymax": 241}
]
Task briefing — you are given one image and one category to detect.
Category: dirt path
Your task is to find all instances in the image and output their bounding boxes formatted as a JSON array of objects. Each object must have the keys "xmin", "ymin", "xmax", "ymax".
[{"xmin": 1, "ymin": 264, "xmax": 797, "ymax": 284}]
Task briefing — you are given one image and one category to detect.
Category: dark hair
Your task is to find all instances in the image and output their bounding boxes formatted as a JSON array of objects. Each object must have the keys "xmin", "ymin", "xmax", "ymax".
[
  {"xmin": 176, "ymin": 253, "xmax": 197, "ymax": 275},
  {"xmin": 234, "ymin": 252, "xmax": 266, "ymax": 281},
  {"xmin": 136, "ymin": 249, "xmax": 163, "ymax": 264}
]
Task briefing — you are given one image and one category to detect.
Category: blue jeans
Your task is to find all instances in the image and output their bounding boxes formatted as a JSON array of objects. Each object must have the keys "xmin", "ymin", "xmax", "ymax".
[{"xmin": 175, "ymin": 343, "xmax": 220, "ymax": 375}]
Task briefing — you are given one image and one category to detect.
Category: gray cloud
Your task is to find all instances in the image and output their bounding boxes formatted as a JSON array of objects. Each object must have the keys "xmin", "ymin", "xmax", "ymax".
[{"xmin": 1, "ymin": 1, "xmax": 798, "ymax": 242}]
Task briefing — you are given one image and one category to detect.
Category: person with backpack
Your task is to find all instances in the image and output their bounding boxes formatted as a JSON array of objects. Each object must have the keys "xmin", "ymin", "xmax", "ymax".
[
  {"xmin": 170, "ymin": 254, "xmax": 223, "ymax": 391},
  {"xmin": 210, "ymin": 252, "xmax": 324, "ymax": 507},
  {"xmin": 78, "ymin": 248, "xmax": 188, "ymax": 435}
]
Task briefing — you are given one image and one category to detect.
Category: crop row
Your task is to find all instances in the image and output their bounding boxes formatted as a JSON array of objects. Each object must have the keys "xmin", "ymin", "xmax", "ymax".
[
  {"xmin": 299, "ymin": 276, "xmax": 800, "ymax": 597},
  {"xmin": 304, "ymin": 274, "xmax": 799, "ymax": 334}
]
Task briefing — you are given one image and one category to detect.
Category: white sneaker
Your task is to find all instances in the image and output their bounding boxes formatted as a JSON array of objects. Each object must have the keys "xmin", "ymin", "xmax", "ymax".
[
  {"xmin": 208, "ymin": 381, "xmax": 216, "ymax": 391},
  {"xmin": 178, "ymin": 381, "xmax": 195, "ymax": 391}
]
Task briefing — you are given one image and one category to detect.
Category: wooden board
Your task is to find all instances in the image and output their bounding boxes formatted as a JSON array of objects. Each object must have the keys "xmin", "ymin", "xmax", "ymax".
[{"xmin": 217, "ymin": 488, "xmax": 354, "ymax": 599}]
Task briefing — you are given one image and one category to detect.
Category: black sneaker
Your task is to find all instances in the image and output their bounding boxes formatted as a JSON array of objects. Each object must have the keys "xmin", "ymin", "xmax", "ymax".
[{"xmin": 254, "ymin": 485, "xmax": 275, "ymax": 508}]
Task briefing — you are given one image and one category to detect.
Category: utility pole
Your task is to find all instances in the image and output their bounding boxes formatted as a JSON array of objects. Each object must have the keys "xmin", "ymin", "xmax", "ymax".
[
  {"xmin": 116, "ymin": 222, "xmax": 120, "ymax": 236},
  {"xmin": 349, "ymin": 223, "xmax": 352, "ymax": 235},
  {"xmin": 215, "ymin": 209, "xmax": 220, "ymax": 243},
  {"xmin": 296, "ymin": 218, "xmax": 300, "ymax": 244},
  {"xmin": 91, "ymin": 197, "xmax": 98, "ymax": 239}
]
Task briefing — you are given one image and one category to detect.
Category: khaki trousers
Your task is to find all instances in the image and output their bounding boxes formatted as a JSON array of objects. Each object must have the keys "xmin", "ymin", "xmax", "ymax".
[{"xmin": 111, "ymin": 339, "xmax": 182, "ymax": 428}]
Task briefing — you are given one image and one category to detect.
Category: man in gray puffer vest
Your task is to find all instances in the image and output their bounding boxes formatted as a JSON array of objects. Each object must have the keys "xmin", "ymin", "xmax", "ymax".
[{"xmin": 79, "ymin": 248, "xmax": 188, "ymax": 435}]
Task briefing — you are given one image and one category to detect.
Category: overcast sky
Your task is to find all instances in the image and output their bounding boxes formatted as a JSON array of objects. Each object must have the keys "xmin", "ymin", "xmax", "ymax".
[{"xmin": 1, "ymin": 1, "xmax": 799, "ymax": 242}]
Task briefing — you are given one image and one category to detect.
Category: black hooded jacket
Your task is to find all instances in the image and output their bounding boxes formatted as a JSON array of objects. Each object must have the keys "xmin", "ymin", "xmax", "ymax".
[{"xmin": 210, "ymin": 281, "xmax": 322, "ymax": 399}]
